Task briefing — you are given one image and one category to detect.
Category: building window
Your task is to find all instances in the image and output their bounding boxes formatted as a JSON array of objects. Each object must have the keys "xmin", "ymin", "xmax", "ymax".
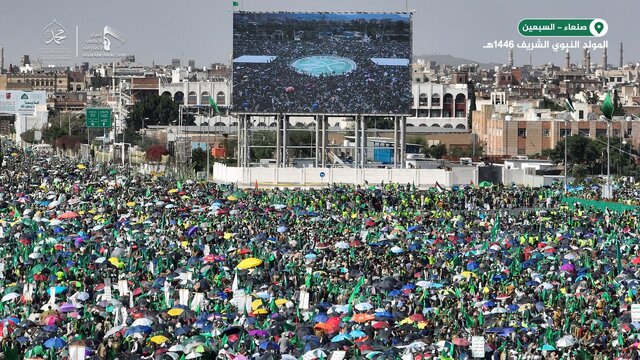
[
  {"xmin": 578, "ymin": 110, "xmax": 584, "ymax": 119},
  {"xmin": 543, "ymin": 128, "xmax": 550, "ymax": 137},
  {"xmin": 431, "ymin": 94, "xmax": 440, "ymax": 106},
  {"xmin": 560, "ymin": 129, "xmax": 571, "ymax": 137},
  {"xmin": 617, "ymin": 77, "xmax": 623, "ymax": 82},
  {"xmin": 418, "ymin": 93, "xmax": 428, "ymax": 106},
  {"xmin": 518, "ymin": 128, "xmax": 527, "ymax": 137},
  {"xmin": 216, "ymin": 91, "xmax": 226, "ymax": 105},
  {"xmin": 518, "ymin": 149, "xmax": 526, "ymax": 155}
]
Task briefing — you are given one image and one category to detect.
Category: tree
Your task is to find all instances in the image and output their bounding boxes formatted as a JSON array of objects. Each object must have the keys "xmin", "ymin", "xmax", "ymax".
[
  {"xmin": 191, "ymin": 148, "xmax": 210, "ymax": 174},
  {"xmin": 549, "ymin": 135, "xmax": 638, "ymax": 176},
  {"xmin": 127, "ymin": 95, "xmax": 185, "ymax": 131},
  {"xmin": 613, "ymin": 89, "xmax": 625, "ymax": 116},
  {"xmin": 20, "ymin": 129, "xmax": 36, "ymax": 144},
  {"xmin": 538, "ymin": 98, "xmax": 565, "ymax": 111},
  {"xmin": 427, "ymin": 144, "xmax": 447, "ymax": 159}
]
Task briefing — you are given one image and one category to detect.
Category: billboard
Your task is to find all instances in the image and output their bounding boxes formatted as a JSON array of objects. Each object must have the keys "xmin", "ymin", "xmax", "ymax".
[
  {"xmin": 232, "ymin": 12, "xmax": 412, "ymax": 114},
  {"xmin": 0, "ymin": 91, "xmax": 47, "ymax": 116}
]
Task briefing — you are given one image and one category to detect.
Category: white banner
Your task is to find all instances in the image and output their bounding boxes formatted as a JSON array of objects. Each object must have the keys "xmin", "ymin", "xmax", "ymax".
[
  {"xmin": 0, "ymin": 91, "xmax": 46, "ymax": 116},
  {"xmin": 632, "ymin": 304, "xmax": 640, "ymax": 323},
  {"xmin": 179, "ymin": 288, "xmax": 189, "ymax": 306},
  {"xmin": 471, "ymin": 336, "xmax": 485, "ymax": 358}
]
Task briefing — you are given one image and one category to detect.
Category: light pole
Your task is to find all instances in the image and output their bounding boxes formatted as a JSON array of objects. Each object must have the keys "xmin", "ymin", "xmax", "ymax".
[{"xmin": 563, "ymin": 112, "xmax": 569, "ymax": 194}]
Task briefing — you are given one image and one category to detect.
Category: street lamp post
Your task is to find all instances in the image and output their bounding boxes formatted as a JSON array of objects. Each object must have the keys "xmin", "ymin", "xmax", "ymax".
[{"xmin": 564, "ymin": 113, "xmax": 569, "ymax": 194}]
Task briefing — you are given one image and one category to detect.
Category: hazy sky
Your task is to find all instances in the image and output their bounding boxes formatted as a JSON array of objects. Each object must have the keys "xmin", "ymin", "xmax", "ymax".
[{"xmin": 1, "ymin": 0, "xmax": 638, "ymax": 68}]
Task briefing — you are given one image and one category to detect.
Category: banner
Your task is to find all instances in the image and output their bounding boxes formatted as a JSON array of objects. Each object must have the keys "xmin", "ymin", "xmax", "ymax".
[{"xmin": 0, "ymin": 91, "xmax": 47, "ymax": 116}]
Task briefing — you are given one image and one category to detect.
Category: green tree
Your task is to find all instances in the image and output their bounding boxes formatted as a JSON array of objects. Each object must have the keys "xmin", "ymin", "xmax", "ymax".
[
  {"xmin": 427, "ymin": 144, "xmax": 447, "ymax": 159},
  {"xmin": 20, "ymin": 129, "xmax": 36, "ymax": 144},
  {"xmin": 128, "ymin": 95, "xmax": 187, "ymax": 130},
  {"xmin": 538, "ymin": 98, "xmax": 565, "ymax": 111}
]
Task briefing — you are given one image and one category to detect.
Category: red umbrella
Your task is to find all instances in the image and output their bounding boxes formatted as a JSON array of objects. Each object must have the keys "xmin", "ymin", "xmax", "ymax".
[
  {"xmin": 452, "ymin": 337, "xmax": 471, "ymax": 346},
  {"xmin": 372, "ymin": 321, "xmax": 390, "ymax": 329},
  {"xmin": 632, "ymin": 257, "xmax": 640, "ymax": 265},
  {"xmin": 58, "ymin": 211, "xmax": 79, "ymax": 220}
]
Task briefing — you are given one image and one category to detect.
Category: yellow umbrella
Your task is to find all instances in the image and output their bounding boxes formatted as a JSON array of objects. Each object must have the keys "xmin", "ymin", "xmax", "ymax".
[
  {"xmin": 275, "ymin": 299, "xmax": 288, "ymax": 306},
  {"xmin": 150, "ymin": 335, "xmax": 169, "ymax": 344},
  {"xmin": 253, "ymin": 308, "xmax": 268, "ymax": 315},
  {"xmin": 227, "ymin": 195, "xmax": 238, "ymax": 201},
  {"xmin": 251, "ymin": 299, "xmax": 263, "ymax": 310},
  {"xmin": 76, "ymin": 164, "xmax": 86, "ymax": 170},
  {"xmin": 167, "ymin": 308, "xmax": 184, "ymax": 317},
  {"xmin": 223, "ymin": 232, "xmax": 234, "ymax": 240},
  {"xmin": 460, "ymin": 271, "xmax": 478, "ymax": 279},
  {"xmin": 126, "ymin": 201, "xmax": 136, "ymax": 207},
  {"xmin": 108, "ymin": 257, "xmax": 124, "ymax": 268},
  {"xmin": 168, "ymin": 189, "xmax": 179, "ymax": 194},
  {"xmin": 236, "ymin": 257, "xmax": 263, "ymax": 270}
]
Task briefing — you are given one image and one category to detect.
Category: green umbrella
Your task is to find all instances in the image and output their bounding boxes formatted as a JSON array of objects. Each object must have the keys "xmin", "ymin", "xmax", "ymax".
[
  {"xmin": 30, "ymin": 264, "xmax": 45, "ymax": 275},
  {"xmin": 479, "ymin": 181, "xmax": 492, "ymax": 188}
]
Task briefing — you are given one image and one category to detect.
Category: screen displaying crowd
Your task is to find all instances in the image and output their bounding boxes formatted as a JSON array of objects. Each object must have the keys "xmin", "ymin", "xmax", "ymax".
[{"xmin": 232, "ymin": 12, "xmax": 412, "ymax": 114}]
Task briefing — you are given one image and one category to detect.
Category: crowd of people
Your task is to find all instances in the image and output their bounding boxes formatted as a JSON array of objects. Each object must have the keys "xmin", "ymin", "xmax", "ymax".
[
  {"xmin": 1, "ymin": 148, "xmax": 640, "ymax": 359},
  {"xmin": 232, "ymin": 16, "xmax": 411, "ymax": 114}
]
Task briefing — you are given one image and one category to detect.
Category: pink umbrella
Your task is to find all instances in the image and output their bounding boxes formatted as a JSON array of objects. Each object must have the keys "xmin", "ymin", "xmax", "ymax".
[
  {"xmin": 560, "ymin": 263, "xmax": 575, "ymax": 272},
  {"xmin": 58, "ymin": 211, "xmax": 79, "ymax": 220},
  {"xmin": 285, "ymin": 86, "xmax": 295, "ymax": 93}
]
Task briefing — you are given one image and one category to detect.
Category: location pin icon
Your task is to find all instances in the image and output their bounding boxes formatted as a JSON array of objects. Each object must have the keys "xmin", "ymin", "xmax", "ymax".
[
  {"xmin": 590, "ymin": 19, "xmax": 607, "ymax": 37},
  {"xmin": 593, "ymin": 21, "xmax": 604, "ymax": 34}
]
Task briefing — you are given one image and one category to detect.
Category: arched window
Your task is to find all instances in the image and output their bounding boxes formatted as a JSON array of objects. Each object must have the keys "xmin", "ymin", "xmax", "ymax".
[
  {"xmin": 216, "ymin": 91, "xmax": 226, "ymax": 105},
  {"xmin": 406, "ymin": 123, "xmax": 415, "ymax": 127},
  {"xmin": 214, "ymin": 122, "xmax": 226, "ymax": 126},
  {"xmin": 161, "ymin": 91, "xmax": 172, "ymax": 97},
  {"xmin": 443, "ymin": 93, "xmax": 453, "ymax": 105},
  {"xmin": 443, "ymin": 124, "xmax": 453, "ymax": 128},
  {"xmin": 418, "ymin": 123, "xmax": 428, "ymax": 127},
  {"xmin": 431, "ymin": 123, "xmax": 441, "ymax": 127},
  {"xmin": 188, "ymin": 91, "xmax": 197, "ymax": 105},
  {"xmin": 431, "ymin": 93, "xmax": 440, "ymax": 106},
  {"xmin": 419, "ymin": 93, "xmax": 428, "ymax": 106},
  {"xmin": 201, "ymin": 92, "xmax": 210, "ymax": 105},
  {"xmin": 455, "ymin": 94, "xmax": 467, "ymax": 117},
  {"xmin": 455, "ymin": 94, "xmax": 466, "ymax": 104},
  {"xmin": 174, "ymin": 91, "xmax": 184, "ymax": 103},
  {"xmin": 455, "ymin": 124, "xmax": 466, "ymax": 129}
]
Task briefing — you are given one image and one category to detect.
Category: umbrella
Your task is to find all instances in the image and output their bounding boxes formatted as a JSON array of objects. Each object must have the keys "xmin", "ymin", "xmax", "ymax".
[
  {"xmin": 44, "ymin": 337, "xmax": 67, "ymax": 349},
  {"xmin": 556, "ymin": 335, "xmax": 576, "ymax": 348},
  {"xmin": 1, "ymin": 293, "xmax": 20, "ymax": 302},
  {"xmin": 150, "ymin": 335, "xmax": 170, "ymax": 344},
  {"xmin": 57, "ymin": 211, "xmax": 79, "ymax": 220},
  {"xmin": 236, "ymin": 258, "xmax": 262, "ymax": 269}
]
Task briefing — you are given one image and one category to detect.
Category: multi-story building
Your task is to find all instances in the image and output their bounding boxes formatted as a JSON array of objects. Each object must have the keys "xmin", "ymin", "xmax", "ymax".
[
  {"xmin": 408, "ymin": 71, "xmax": 469, "ymax": 129},
  {"xmin": 472, "ymin": 103, "xmax": 636, "ymax": 157}
]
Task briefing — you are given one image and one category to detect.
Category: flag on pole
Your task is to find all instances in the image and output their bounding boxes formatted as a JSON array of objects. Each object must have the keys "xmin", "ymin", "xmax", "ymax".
[
  {"xmin": 434, "ymin": 181, "xmax": 444, "ymax": 193},
  {"xmin": 232, "ymin": 1, "xmax": 239, "ymax": 6},
  {"xmin": 601, "ymin": 91, "xmax": 614, "ymax": 120},
  {"xmin": 348, "ymin": 276, "xmax": 365, "ymax": 305},
  {"xmin": 565, "ymin": 92, "xmax": 575, "ymax": 113},
  {"xmin": 209, "ymin": 97, "xmax": 221, "ymax": 115}
]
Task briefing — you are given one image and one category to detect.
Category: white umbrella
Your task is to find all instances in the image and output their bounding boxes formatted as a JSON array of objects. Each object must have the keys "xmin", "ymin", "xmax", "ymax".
[
  {"xmin": 335, "ymin": 241, "xmax": 349, "ymax": 249},
  {"xmin": 168, "ymin": 344, "xmax": 186, "ymax": 353},
  {"xmin": 1, "ymin": 292, "xmax": 20, "ymax": 302},
  {"xmin": 302, "ymin": 349, "xmax": 327, "ymax": 360},
  {"xmin": 491, "ymin": 307, "xmax": 508, "ymax": 314},
  {"xmin": 556, "ymin": 335, "xmax": 576, "ymax": 348},
  {"xmin": 104, "ymin": 325, "xmax": 125, "ymax": 338},
  {"xmin": 28, "ymin": 253, "xmax": 42, "ymax": 260},
  {"xmin": 185, "ymin": 352, "xmax": 202, "ymax": 359},
  {"xmin": 355, "ymin": 302, "xmax": 373, "ymax": 311},
  {"xmin": 131, "ymin": 318, "xmax": 153, "ymax": 327},
  {"xmin": 415, "ymin": 280, "xmax": 430, "ymax": 288},
  {"xmin": 41, "ymin": 303, "xmax": 59, "ymax": 311}
]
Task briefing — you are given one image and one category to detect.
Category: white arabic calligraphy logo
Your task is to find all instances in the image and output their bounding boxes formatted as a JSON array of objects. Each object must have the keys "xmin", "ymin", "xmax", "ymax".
[
  {"xmin": 102, "ymin": 26, "xmax": 127, "ymax": 52},
  {"xmin": 41, "ymin": 19, "xmax": 68, "ymax": 46}
]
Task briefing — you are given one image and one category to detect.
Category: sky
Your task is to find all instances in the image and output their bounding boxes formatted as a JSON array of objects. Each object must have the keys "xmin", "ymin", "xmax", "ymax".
[{"xmin": 0, "ymin": 0, "xmax": 638, "ymax": 68}]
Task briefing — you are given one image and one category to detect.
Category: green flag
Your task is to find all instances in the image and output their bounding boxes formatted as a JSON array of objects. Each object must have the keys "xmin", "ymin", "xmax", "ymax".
[
  {"xmin": 601, "ymin": 91, "xmax": 614, "ymax": 120},
  {"xmin": 232, "ymin": 1, "xmax": 239, "ymax": 6},
  {"xmin": 348, "ymin": 276, "xmax": 365, "ymax": 305},
  {"xmin": 209, "ymin": 97, "xmax": 221, "ymax": 115}
]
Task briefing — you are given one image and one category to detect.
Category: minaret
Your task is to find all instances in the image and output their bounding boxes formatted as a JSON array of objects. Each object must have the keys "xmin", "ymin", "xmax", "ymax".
[
  {"xmin": 620, "ymin": 42, "xmax": 623, "ymax": 68},
  {"xmin": 507, "ymin": 49, "xmax": 514, "ymax": 68},
  {"xmin": 565, "ymin": 50, "xmax": 570, "ymax": 70},
  {"xmin": 0, "ymin": 46, "xmax": 4, "ymax": 73},
  {"xmin": 586, "ymin": 50, "xmax": 591, "ymax": 73},
  {"xmin": 583, "ymin": 48, "xmax": 588, "ymax": 69},
  {"xmin": 603, "ymin": 46, "xmax": 608, "ymax": 70}
]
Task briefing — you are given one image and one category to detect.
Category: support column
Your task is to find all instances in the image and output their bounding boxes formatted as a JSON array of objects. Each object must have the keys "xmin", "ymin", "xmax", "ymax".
[
  {"xmin": 360, "ymin": 115, "xmax": 366, "ymax": 169},
  {"xmin": 244, "ymin": 115, "xmax": 250, "ymax": 167},
  {"xmin": 282, "ymin": 115, "xmax": 288, "ymax": 167},
  {"xmin": 321, "ymin": 116, "xmax": 328, "ymax": 167},
  {"xmin": 276, "ymin": 114, "xmax": 281, "ymax": 168},
  {"xmin": 400, "ymin": 116, "xmax": 406, "ymax": 169},
  {"xmin": 237, "ymin": 115, "xmax": 242, "ymax": 167},
  {"xmin": 354, "ymin": 116, "xmax": 359, "ymax": 168},
  {"xmin": 314, "ymin": 115, "xmax": 320, "ymax": 168},
  {"xmin": 393, "ymin": 116, "xmax": 399, "ymax": 169}
]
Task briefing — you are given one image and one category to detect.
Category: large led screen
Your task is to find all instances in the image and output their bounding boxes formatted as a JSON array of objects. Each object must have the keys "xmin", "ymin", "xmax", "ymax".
[{"xmin": 232, "ymin": 12, "xmax": 412, "ymax": 114}]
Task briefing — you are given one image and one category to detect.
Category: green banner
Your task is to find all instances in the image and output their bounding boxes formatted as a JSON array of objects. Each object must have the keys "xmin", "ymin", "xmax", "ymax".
[
  {"xmin": 86, "ymin": 108, "xmax": 112, "ymax": 128},
  {"xmin": 562, "ymin": 197, "xmax": 638, "ymax": 213},
  {"xmin": 518, "ymin": 19, "xmax": 608, "ymax": 37}
]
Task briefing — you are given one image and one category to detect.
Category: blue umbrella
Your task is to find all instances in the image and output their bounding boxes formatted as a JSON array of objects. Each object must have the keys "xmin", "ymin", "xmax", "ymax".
[
  {"xmin": 492, "ymin": 275, "xmax": 506, "ymax": 282},
  {"xmin": 331, "ymin": 333, "xmax": 352, "ymax": 343},
  {"xmin": 53, "ymin": 286, "xmax": 67, "ymax": 294},
  {"xmin": 187, "ymin": 226, "xmax": 198, "ymax": 237},
  {"xmin": 277, "ymin": 226, "xmax": 287, "ymax": 233},
  {"xmin": 375, "ymin": 311, "xmax": 395, "ymax": 319},
  {"xmin": 507, "ymin": 304, "xmax": 520, "ymax": 312},
  {"xmin": 175, "ymin": 325, "xmax": 192, "ymax": 336},
  {"xmin": 388, "ymin": 290, "xmax": 402, "ymax": 297},
  {"xmin": 408, "ymin": 243, "xmax": 422, "ymax": 251},
  {"xmin": 44, "ymin": 337, "xmax": 66, "ymax": 349},
  {"xmin": 349, "ymin": 330, "xmax": 366, "ymax": 338},
  {"xmin": 402, "ymin": 284, "xmax": 416, "ymax": 291},
  {"xmin": 407, "ymin": 225, "xmax": 422, "ymax": 232},
  {"xmin": 539, "ymin": 344, "xmax": 556, "ymax": 351},
  {"xmin": 305, "ymin": 253, "xmax": 317, "ymax": 260},
  {"xmin": 314, "ymin": 313, "xmax": 329, "ymax": 323},
  {"xmin": 466, "ymin": 262, "xmax": 479, "ymax": 271},
  {"xmin": 259, "ymin": 341, "xmax": 279, "ymax": 351}
]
